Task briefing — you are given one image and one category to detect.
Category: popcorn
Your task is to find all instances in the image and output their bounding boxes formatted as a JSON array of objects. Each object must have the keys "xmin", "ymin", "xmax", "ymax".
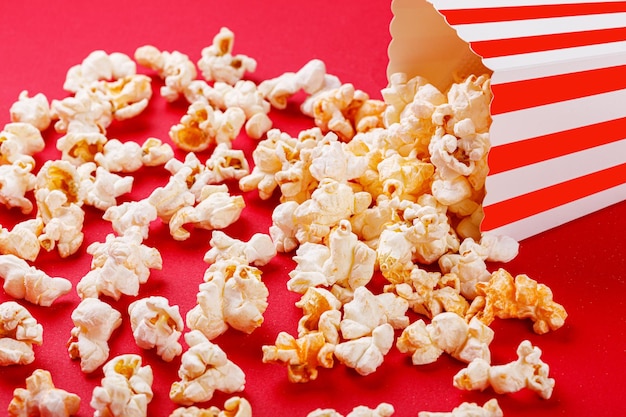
[
  {"xmin": 221, "ymin": 80, "xmax": 272, "ymax": 139},
  {"xmin": 169, "ymin": 397, "xmax": 252, "ymax": 417},
  {"xmin": 433, "ymin": 74, "xmax": 492, "ymax": 135},
  {"xmin": 103, "ymin": 200, "xmax": 158, "ymax": 240},
  {"xmin": 147, "ymin": 168, "xmax": 196, "ymax": 223},
  {"xmin": 198, "ymin": 27, "xmax": 257, "ymax": 85},
  {"xmin": 68, "ymin": 298, "xmax": 122, "ymax": 373},
  {"xmin": 0, "ymin": 219, "xmax": 43, "ymax": 261},
  {"xmin": 453, "ymin": 340, "xmax": 555, "ymax": 399},
  {"xmin": 0, "ymin": 301, "xmax": 43, "ymax": 366},
  {"xmin": 35, "ymin": 188, "xmax": 85, "ymax": 258},
  {"xmin": 375, "ymin": 151, "xmax": 434, "ymax": 201},
  {"xmin": 204, "ymin": 230, "xmax": 276, "ymax": 267},
  {"xmin": 466, "ymin": 268, "xmax": 568, "ymax": 334},
  {"xmin": 0, "ymin": 254, "xmax": 72, "ymax": 306},
  {"xmin": 269, "ymin": 200, "xmax": 299, "ymax": 252},
  {"xmin": 135, "ymin": 45, "xmax": 197, "ymax": 102},
  {"xmin": 90, "ymin": 74, "xmax": 152, "ymax": 121},
  {"xmin": 63, "ymin": 50, "xmax": 137, "ymax": 93},
  {"xmin": 308, "ymin": 132, "xmax": 368, "ymax": 183},
  {"xmin": 262, "ymin": 331, "xmax": 335, "ymax": 383},
  {"xmin": 9, "ymin": 91, "xmax": 52, "ymax": 131},
  {"xmin": 287, "ymin": 220, "xmax": 376, "ymax": 298},
  {"xmin": 94, "ymin": 138, "xmax": 144, "ymax": 172},
  {"xmin": 0, "ymin": 122, "xmax": 46, "ymax": 167},
  {"xmin": 0, "ymin": 161, "xmax": 37, "ymax": 214},
  {"xmin": 438, "ymin": 237, "xmax": 491, "ymax": 300},
  {"xmin": 169, "ymin": 100, "xmax": 246, "ymax": 152},
  {"xmin": 333, "ymin": 323, "xmax": 394, "ymax": 376},
  {"xmin": 77, "ymin": 162, "xmax": 134, "ymax": 210},
  {"xmin": 8, "ymin": 369, "xmax": 80, "ymax": 417},
  {"xmin": 308, "ymin": 403, "xmax": 395, "ymax": 417},
  {"xmin": 259, "ymin": 59, "xmax": 340, "ymax": 110},
  {"xmin": 186, "ymin": 258, "xmax": 268, "ymax": 339},
  {"xmin": 91, "ymin": 354, "xmax": 154, "ymax": 417},
  {"xmin": 141, "ymin": 137, "xmax": 175, "ymax": 166},
  {"xmin": 50, "ymin": 88, "xmax": 113, "ymax": 134},
  {"xmin": 56, "ymin": 127, "xmax": 109, "ymax": 166},
  {"xmin": 169, "ymin": 184, "xmax": 245, "ymax": 241},
  {"xmin": 128, "ymin": 296, "xmax": 184, "ymax": 362},
  {"xmin": 396, "ymin": 312, "xmax": 494, "ymax": 365},
  {"xmin": 76, "ymin": 228, "xmax": 162, "ymax": 300},
  {"xmin": 295, "ymin": 287, "xmax": 342, "ymax": 343},
  {"xmin": 418, "ymin": 399, "xmax": 502, "ymax": 417},
  {"xmin": 170, "ymin": 330, "xmax": 245, "ymax": 405}
]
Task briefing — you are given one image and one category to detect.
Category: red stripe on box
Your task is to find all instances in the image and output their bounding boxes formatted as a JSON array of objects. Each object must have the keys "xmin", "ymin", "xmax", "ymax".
[
  {"xmin": 440, "ymin": 2, "xmax": 626, "ymax": 25},
  {"xmin": 471, "ymin": 27, "xmax": 626, "ymax": 58},
  {"xmin": 488, "ymin": 117, "xmax": 626, "ymax": 175},
  {"xmin": 490, "ymin": 65, "xmax": 626, "ymax": 115},
  {"xmin": 481, "ymin": 162, "xmax": 626, "ymax": 230}
]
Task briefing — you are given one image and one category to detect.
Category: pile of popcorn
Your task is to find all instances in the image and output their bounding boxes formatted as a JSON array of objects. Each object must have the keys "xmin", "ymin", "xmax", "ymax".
[{"xmin": 0, "ymin": 26, "xmax": 568, "ymax": 417}]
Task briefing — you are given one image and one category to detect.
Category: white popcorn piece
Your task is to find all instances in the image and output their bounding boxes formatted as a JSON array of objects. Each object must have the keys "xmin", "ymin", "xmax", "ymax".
[
  {"xmin": 103, "ymin": 200, "xmax": 158, "ymax": 240},
  {"xmin": 35, "ymin": 189, "xmax": 85, "ymax": 258},
  {"xmin": 169, "ymin": 397, "xmax": 252, "ymax": 417},
  {"xmin": 0, "ymin": 301, "xmax": 43, "ymax": 366},
  {"xmin": 170, "ymin": 330, "xmax": 245, "ymax": 405},
  {"xmin": 68, "ymin": 298, "xmax": 122, "ymax": 373},
  {"xmin": 9, "ymin": 91, "xmax": 52, "ymax": 131},
  {"xmin": 308, "ymin": 132, "xmax": 368, "ymax": 183},
  {"xmin": 94, "ymin": 138, "xmax": 144, "ymax": 172},
  {"xmin": 418, "ymin": 399, "xmax": 503, "ymax": 417},
  {"xmin": 63, "ymin": 50, "xmax": 137, "ymax": 93},
  {"xmin": 340, "ymin": 286, "xmax": 408, "ymax": 340},
  {"xmin": 439, "ymin": 237, "xmax": 491, "ymax": 300},
  {"xmin": 141, "ymin": 137, "xmax": 175, "ymax": 166},
  {"xmin": 479, "ymin": 233, "xmax": 519, "ymax": 263},
  {"xmin": 91, "ymin": 74, "xmax": 152, "ymax": 121},
  {"xmin": 0, "ymin": 122, "xmax": 46, "ymax": 167},
  {"xmin": 288, "ymin": 220, "xmax": 376, "ymax": 297},
  {"xmin": 77, "ymin": 162, "xmax": 134, "ymax": 210},
  {"xmin": 204, "ymin": 230, "xmax": 276, "ymax": 266},
  {"xmin": 186, "ymin": 258, "xmax": 268, "ymax": 340},
  {"xmin": 169, "ymin": 184, "xmax": 245, "ymax": 241},
  {"xmin": 128, "ymin": 296, "xmax": 184, "ymax": 362},
  {"xmin": 296, "ymin": 287, "xmax": 343, "ymax": 343},
  {"xmin": 376, "ymin": 151, "xmax": 434, "ymax": 201},
  {"xmin": 262, "ymin": 330, "xmax": 335, "ymax": 383},
  {"xmin": 169, "ymin": 100, "xmax": 246, "ymax": 152},
  {"xmin": 349, "ymin": 195, "xmax": 396, "ymax": 246},
  {"xmin": 51, "ymin": 88, "xmax": 114, "ymax": 134},
  {"xmin": 0, "ymin": 161, "xmax": 37, "ymax": 214},
  {"xmin": 308, "ymin": 403, "xmax": 395, "ymax": 417},
  {"xmin": 396, "ymin": 312, "xmax": 494, "ymax": 365},
  {"xmin": 0, "ymin": 254, "xmax": 72, "ymax": 306},
  {"xmin": 453, "ymin": 340, "xmax": 555, "ymax": 399},
  {"xmin": 91, "ymin": 354, "xmax": 154, "ymax": 417},
  {"xmin": 77, "ymin": 228, "xmax": 162, "ymax": 300},
  {"xmin": 333, "ymin": 323, "xmax": 394, "ymax": 376},
  {"xmin": 198, "ymin": 27, "xmax": 257, "ymax": 85},
  {"xmin": 220, "ymin": 80, "xmax": 273, "ymax": 139},
  {"xmin": 8, "ymin": 369, "xmax": 81, "ymax": 417},
  {"xmin": 0, "ymin": 218, "xmax": 43, "ymax": 262},
  {"xmin": 135, "ymin": 45, "xmax": 197, "ymax": 102},
  {"xmin": 433, "ymin": 74, "xmax": 492, "ymax": 135},
  {"xmin": 147, "ymin": 168, "xmax": 196, "ymax": 223},
  {"xmin": 269, "ymin": 201, "xmax": 299, "ymax": 253},
  {"xmin": 56, "ymin": 127, "xmax": 109, "ymax": 166}
]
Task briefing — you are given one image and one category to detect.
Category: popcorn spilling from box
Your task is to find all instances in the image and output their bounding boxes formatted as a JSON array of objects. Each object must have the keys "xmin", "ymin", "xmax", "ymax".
[{"xmin": 0, "ymin": 22, "xmax": 575, "ymax": 416}]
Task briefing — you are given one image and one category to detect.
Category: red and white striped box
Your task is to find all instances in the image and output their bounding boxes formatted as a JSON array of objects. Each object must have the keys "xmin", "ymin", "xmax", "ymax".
[{"xmin": 388, "ymin": 0, "xmax": 626, "ymax": 241}]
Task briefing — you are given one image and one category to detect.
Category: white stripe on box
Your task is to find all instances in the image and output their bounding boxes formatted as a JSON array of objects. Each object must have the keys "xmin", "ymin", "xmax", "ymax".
[
  {"xmin": 430, "ymin": 0, "xmax": 624, "ymax": 10},
  {"xmin": 454, "ymin": 12, "xmax": 626, "ymax": 42},
  {"xmin": 483, "ymin": 182, "xmax": 626, "ymax": 241},
  {"xmin": 487, "ymin": 41, "xmax": 626, "ymax": 84},
  {"xmin": 483, "ymin": 138, "xmax": 626, "ymax": 206},
  {"xmin": 490, "ymin": 89, "xmax": 626, "ymax": 145}
]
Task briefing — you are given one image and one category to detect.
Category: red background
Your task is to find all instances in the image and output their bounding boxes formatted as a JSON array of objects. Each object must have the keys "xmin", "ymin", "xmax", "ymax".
[{"xmin": 0, "ymin": 1, "xmax": 625, "ymax": 416}]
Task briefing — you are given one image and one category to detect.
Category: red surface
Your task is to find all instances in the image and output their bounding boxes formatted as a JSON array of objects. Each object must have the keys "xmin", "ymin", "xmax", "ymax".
[{"xmin": 1, "ymin": 1, "xmax": 625, "ymax": 416}]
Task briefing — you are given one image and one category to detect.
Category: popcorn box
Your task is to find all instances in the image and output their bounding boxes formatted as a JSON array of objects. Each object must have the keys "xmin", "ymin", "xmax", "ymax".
[{"xmin": 388, "ymin": 0, "xmax": 626, "ymax": 241}]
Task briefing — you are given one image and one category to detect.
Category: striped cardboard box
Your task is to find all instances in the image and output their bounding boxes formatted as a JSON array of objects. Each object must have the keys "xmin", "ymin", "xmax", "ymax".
[{"xmin": 388, "ymin": 0, "xmax": 626, "ymax": 241}]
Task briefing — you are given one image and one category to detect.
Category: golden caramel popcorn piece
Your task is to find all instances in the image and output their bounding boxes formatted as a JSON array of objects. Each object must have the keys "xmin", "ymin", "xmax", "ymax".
[
  {"xmin": 198, "ymin": 27, "xmax": 257, "ymax": 85},
  {"xmin": 453, "ymin": 340, "xmax": 555, "ymax": 399},
  {"xmin": 262, "ymin": 330, "xmax": 335, "ymax": 383},
  {"xmin": 169, "ymin": 396, "xmax": 252, "ymax": 417},
  {"xmin": 0, "ymin": 301, "xmax": 43, "ymax": 366},
  {"xmin": 68, "ymin": 298, "xmax": 122, "ymax": 373},
  {"xmin": 418, "ymin": 399, "xmax": 502, "ymax": 417},
  {"xmin": 0, "ymin": 254, "xmax": 72, "ymax": 306},
  {"xmin": 295, "ymin": 287, "xmax": 343, "ymax": 342},
  {"xmin": 9, "ymin": 91, "xmax": 52, "ymax": 131},
  {"xmin": 170, "ymin": 330, "xmax": 245, "ymax": 405},
  {"xmin": 91, "ymin": 354, "xmax": 153, "ymax": 417},
  {"xmin": 8, "ymin": 369, "xmax": 80, "ymax": 417},
  {"xmin": 186, "ymin": 258, "xmax": 268, "ymax": 340},
  {"xmin": 128, "ymin": 296, "xmax": 184, "ymax": 362},
  {"xmin": 466, "ymin": 268, "xmax": 568, "ymax": 334}
]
